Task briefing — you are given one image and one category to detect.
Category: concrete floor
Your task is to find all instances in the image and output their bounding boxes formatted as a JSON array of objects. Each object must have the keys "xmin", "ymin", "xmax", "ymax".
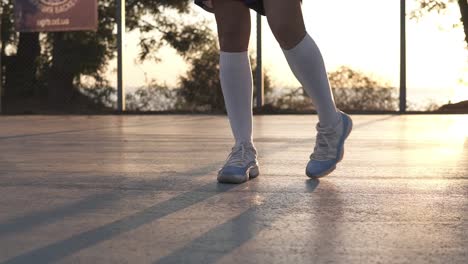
[{"xmin": 0, "ymin": 114, "xmax": 467, "ymax": 264}]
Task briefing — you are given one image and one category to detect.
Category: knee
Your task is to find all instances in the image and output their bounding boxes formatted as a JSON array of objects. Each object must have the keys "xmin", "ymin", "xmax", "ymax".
[
  {"xmin": 218, "ymin": 23, "xmax": 250, "ymax": 52},
  {"xmin": 218, "ymin": 28, "xmax": 249, "ymax": 52},
  {"xmin": 267, "ymin": 19, "xmax": 306, "ymax": 49}
]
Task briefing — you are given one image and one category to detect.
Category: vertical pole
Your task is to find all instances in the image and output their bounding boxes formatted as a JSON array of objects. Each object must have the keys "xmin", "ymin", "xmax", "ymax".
[
  {"xmin": 0, "ymin": 9, "xmax": 3, "ymax": 114},
  {"xmin": 117, "ymin": 0, "xmax": 125, "ymax": 111},
  {"xmin": 400, "ymin": 0, "xmax": 407, "ymax": 113},
  {"xmin": 256, "ymin": 13, "xmax": 264, "ymax": 109}
]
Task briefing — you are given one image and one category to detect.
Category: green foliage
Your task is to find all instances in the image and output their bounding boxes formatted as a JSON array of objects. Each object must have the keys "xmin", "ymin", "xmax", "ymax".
[
  {"xmin": 330, "ymin": 66, "xmax": 398, "ymax": 111},
  {"xmin": 0, "ymin": 0, "xmax": 15, "ymax": 49},
  {"xmin": 410, "ymin": 0, "xmax": 468, "ymax": 47},
  {"xmin": 177, "ymin": 39, "xmax": 224, "ymax": 111},
  {"xmin": 333, "ymin": 87, "xmax": 397, "ymax": 111},
  {"xmin": 410, "ymin": 0, "xmax": 454, "ymax": 19},
  {"xmin": 272, "ymin": 66, "xmax": 398, "ymax": 112},
  {"xmin": 127, "ymin": 84, "xmax": 181, "ymax": 111},
  {"xmin": 177, "ymin": 29, "xmax": 273, "ymax": 112},
  {"xmin": 79, "ymin": 83, "xmax": 180, "ymax": 112},
  {"xmin": 1, "ymin": 0, "xmax": 211, "ymax": 103},
  {"xmin": 77, "ymin": 26, "xmax": 273, "ymax": 113},
  {"xmin": 272, "ymin": 87, "xmax": 314, "ymax": 112},
  {"xmin": 79, "ymin": 85, "xmax": 116, "ymax": 108}
]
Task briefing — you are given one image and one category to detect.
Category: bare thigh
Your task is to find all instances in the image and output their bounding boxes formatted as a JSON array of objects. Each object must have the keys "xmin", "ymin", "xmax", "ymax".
[
  {"xmin": 213, "ymin": 0, "xmax": 251, "ymax": 52},
  {"xmin": 263, "ymin": 0, "xmax": 306, "ymax": 49}
]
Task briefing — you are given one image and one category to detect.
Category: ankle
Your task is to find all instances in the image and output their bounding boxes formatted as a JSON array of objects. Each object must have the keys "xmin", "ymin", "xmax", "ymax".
[
  {"xmin": 235, "ymin": 140, "xmax": 254, "ymax": 147},
  {"xmin": 318, "ymin": 111, "xmax": 341, "ymax": 130}
]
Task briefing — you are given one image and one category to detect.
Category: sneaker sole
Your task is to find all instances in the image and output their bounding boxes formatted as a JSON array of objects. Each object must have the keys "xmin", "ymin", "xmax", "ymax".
[
  {"xmin": 217, "ymin": 165, "xmax": 259, "ymax": 184},
  {"xmin": 306, "ymin": 113, "xmax": 353, "ymax": 178}
]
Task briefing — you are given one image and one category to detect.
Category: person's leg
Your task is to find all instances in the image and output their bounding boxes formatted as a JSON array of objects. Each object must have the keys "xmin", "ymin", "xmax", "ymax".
[
  {"xmin": 214, "ymin": 0, "xmax": 259, "ymax": 183},
  {"xmin": 264, "ymin": 0, "xmax": 353, "ymax": 178},
  {"xmin": 214, "ymin": 0, "xmax": 253, "ymax": 145},
  {"xmin": 263, "ymin": 0, "xmax": 339, "ymax": 128}
]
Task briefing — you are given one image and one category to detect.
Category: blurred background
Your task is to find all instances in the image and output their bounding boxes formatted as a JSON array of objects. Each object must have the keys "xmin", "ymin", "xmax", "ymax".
[{"xmin": 0, "ymin": 0, "xmax": 467, "ymax": 114}]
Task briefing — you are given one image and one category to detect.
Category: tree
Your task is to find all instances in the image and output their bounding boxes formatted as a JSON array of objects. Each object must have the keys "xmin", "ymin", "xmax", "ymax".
[
  {"xmin": 1, "ymin": 0, "xmax": 212, "ymax": 110},
  {"xmin": 329, "ymin": 67, "xmax": 397, "ymax": 111},
  {"xmin": 411, "ymin": 0, "xmax": 468, "ymax": 47},
  {"xmin": 3, "ymin": 33, "xmax": 40, "ymax": 99},
  {"xmin": 1, "ymin": 0, "xmax": 41, "ymax": 100},
  {"xmin": 272, "ymin": 66, "xmax": 398, "ymax": 112},
  {"xmin": 411, "ymin": 0, "xmax": 468, "ymax": 110},
  {"xmin": 178, "ymin": 36, "xmax": 273, "ymax": 112}
]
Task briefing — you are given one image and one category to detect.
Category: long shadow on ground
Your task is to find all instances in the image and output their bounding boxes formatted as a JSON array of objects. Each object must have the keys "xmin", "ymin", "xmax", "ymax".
[{"xmin": 0, "ymin": 115, "xmax": 391, "ymax": 264}]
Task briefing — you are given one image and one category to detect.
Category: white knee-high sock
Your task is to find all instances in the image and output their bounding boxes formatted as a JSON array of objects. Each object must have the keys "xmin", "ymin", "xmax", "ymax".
[
  {"xmin": 282, "ymin": 33, "xmax": 340, "ymax": 128},
  {"xmin": 219, "ymin": 51, "xmax": 253, "ymax": 145}
]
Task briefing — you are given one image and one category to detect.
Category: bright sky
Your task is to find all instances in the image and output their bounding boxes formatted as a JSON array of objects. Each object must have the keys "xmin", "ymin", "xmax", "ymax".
[{"xmin": 114, "ymin": 0, "xmax": 468, "ymax": 109}]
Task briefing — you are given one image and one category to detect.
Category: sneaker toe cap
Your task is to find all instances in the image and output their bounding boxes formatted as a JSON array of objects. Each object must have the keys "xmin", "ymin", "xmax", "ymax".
[
  {"xmin": 306, "ymin": 159, "xmax": 337, "ymax": 178},
  {"xmin": 217, "ymin": 166, "xmax": 249, "ymax": 184},
  {"xmin": 219, "ymin": 166, "xmax": 248, "ymax": 176}
]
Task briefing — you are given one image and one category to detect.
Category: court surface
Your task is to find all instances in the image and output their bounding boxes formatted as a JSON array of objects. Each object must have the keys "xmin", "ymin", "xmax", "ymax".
[{"xmin": 0, "ymin": 114, "xmax": 467, "ymax": 263}]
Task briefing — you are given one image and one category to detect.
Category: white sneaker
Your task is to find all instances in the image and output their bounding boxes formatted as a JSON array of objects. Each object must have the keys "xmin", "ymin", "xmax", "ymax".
[
  {"xmin": 306, "ymin": 111, "xmax": 353, "ymax": 178},
  {"xmin": 217, "ymin": 142, "xmax": 259, "ymax": 184}
]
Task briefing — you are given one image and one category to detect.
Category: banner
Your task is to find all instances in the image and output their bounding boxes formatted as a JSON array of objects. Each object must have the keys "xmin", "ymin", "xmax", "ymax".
[{"xmin": 15, "ymin": 0, "xmax": 98, "ymax": 32}]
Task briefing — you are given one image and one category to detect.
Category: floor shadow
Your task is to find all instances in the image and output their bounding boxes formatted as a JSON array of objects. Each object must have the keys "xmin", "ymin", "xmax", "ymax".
[
  {"xmin": 0, "ymin": 135, "xmax": 314, "ymax": 263},
  {"xmin": 153, "ymin": 179, "xmax": 320, "ymax": 264},
  {"xmin": 0, "ymin": 114, "xmax": 356, "ymax": 263},
  {"xmin": 0, "ymin": 182, "xmax": 239, "ymax": 264},
  {"xmin": 311, "ymin": 180, "xmax": 344, "ymax": 262},
  {"xmin": 0, "ymin": 161, "xmax": 221, "ymax": 239},
  {"xmin": 0, "ymin": 192, "xmax": 117, "ymax": 238}
]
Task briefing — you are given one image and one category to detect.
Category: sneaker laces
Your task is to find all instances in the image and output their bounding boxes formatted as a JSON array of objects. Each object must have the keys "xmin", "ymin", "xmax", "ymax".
[
  {"xmin": 310, "ymin": 124, "xmax": 337, "ymax": 160},
  {"xmin": 225, "ymin": 143, "xmax": 255, "ymax": 167}
]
